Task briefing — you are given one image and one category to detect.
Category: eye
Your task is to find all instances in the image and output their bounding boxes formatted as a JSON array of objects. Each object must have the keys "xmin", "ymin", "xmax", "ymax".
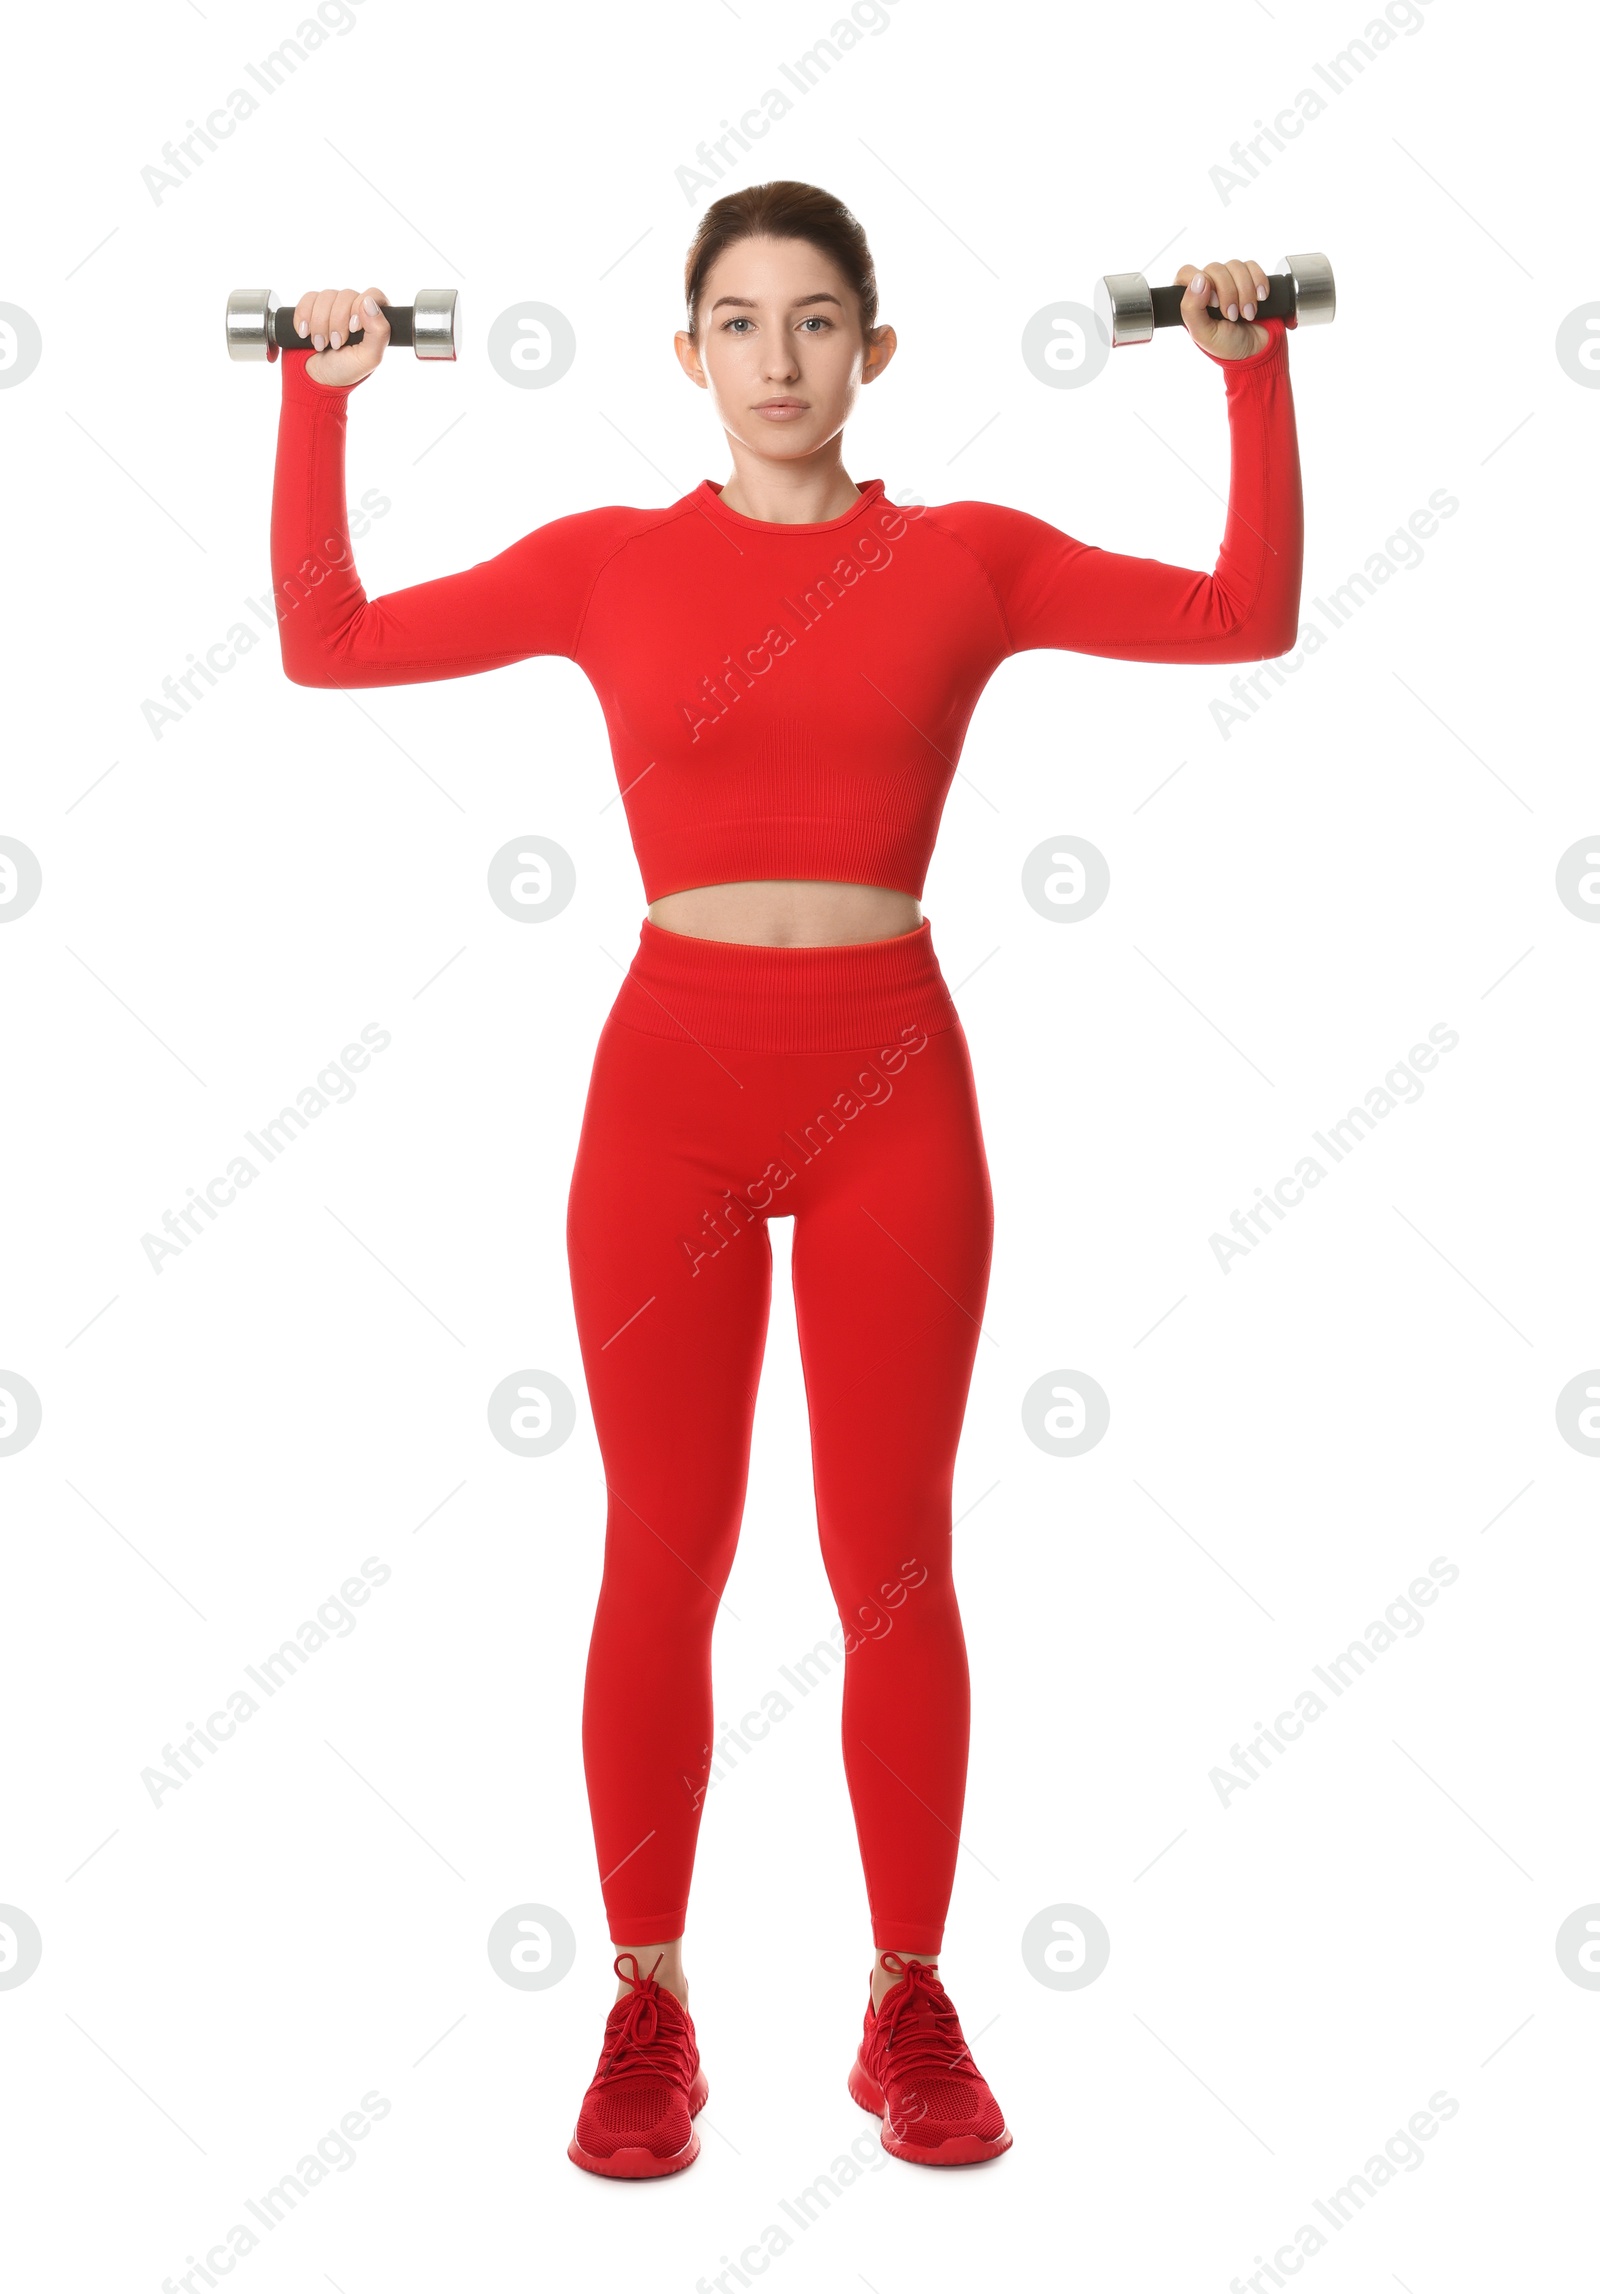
[
  {"xmin": 722, "ymin": 315, "xmax": 754, "ymax": 334},
  {"xmin": 798, "ymin": 315, "xmax": 832, "ymax": 332}
]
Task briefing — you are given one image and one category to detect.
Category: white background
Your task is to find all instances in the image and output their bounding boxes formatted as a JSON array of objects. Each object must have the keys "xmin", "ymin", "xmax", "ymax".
[{"xmin": 2, "ymin": 0, "xmax": 1594, "ymax": 2287}]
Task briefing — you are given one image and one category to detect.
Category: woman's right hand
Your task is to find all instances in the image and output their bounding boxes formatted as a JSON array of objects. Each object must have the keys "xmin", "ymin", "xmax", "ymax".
[{"xmin": 294, "ymin": 285, "xmax": 391, "ymax": 386}]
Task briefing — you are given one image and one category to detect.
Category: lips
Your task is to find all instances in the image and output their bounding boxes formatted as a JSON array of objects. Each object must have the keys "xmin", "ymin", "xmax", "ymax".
[{"xmin": 754, "ymin": 399, "xmax": 808, "ymax": 420}]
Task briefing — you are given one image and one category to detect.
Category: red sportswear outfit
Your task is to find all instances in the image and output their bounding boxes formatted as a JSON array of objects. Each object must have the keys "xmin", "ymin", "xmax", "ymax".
[{"xmin": 270, "ymin": 322, "xmax": 1302, "ymax": 1955}]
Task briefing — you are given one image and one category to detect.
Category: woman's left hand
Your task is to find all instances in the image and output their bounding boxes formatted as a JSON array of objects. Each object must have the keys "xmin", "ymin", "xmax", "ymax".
[{"xmin": 1175, "ymin": 258, "xmax": 1272, "ymax": 359}]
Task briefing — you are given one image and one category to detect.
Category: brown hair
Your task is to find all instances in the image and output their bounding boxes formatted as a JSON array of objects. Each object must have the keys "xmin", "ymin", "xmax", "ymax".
[{"xmin": 683, "ymin": 180, "xmax": 879, "ymax": 340}]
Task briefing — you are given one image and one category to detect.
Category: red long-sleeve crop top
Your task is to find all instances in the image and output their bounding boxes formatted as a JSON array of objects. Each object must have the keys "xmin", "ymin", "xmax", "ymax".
[{"xmin": 269, "ymin": 322, "xmax": 1302, "ymax": 902}]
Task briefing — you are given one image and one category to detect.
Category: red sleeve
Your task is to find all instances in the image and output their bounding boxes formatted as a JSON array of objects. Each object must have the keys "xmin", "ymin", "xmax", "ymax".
[
  {"xmin": 269, "ymin": 347, "xmax": 633, "ymax": 687},
  {"xmin": 937, "ymin": 319, "xmax": 1303, "ymax": 663}
]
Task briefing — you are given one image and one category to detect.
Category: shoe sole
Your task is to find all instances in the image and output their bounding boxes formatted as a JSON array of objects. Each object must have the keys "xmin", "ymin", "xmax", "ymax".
[
  {"xmin": 567, "ymin": 2067, "xmax": 710, "ymax": 2179},
  {"xmin": 848, "ymin": 2056, "xmax": 1013, "ymax": 2165}
]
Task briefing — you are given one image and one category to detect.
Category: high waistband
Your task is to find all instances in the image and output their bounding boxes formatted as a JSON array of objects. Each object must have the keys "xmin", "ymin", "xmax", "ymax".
[{"xmin": 608, "ymin": 916, "xmax": 960, "ymax": 1052}]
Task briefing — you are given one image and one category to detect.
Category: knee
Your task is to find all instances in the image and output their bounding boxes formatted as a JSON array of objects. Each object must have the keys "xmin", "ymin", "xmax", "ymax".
[{"xmin": 836, "ymin": 1554, "xmax": 949, "ymax": 1650}]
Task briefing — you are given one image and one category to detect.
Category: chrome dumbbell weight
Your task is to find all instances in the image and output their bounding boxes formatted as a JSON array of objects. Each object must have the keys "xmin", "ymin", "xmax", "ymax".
[
  {"xmin": 224, "ymin": 286, "xmax": 459, "ymax": 362},
  {"xmin": 1093, "ymin": 254, "xmax": 1335, "ymax": 348}
]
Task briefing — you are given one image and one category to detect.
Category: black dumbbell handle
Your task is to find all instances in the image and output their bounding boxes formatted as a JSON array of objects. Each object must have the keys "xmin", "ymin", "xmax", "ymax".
[
  {"xmin": 1149, "ymin": 272, "xmax": 1297, "ymax": 328},
  {"xmin": 270, "ymin": 299, "xmax": 417, "ymax": 348}
]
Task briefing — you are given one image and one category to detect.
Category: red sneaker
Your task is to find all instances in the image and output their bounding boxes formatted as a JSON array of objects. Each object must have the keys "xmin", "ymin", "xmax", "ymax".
[
  {"xmin": 849, "ymin": 1951, "xmax": 1012, "ymax": 2165},
  {"xmin": 567, "ymin": 1951, "xmax": 708, "ymax": 2179}
]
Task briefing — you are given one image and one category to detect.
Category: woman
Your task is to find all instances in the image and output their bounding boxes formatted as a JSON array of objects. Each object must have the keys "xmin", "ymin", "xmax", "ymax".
[{"xmin": 269, "ymin": 180, "xmax": 1302, "ymax": 2179}]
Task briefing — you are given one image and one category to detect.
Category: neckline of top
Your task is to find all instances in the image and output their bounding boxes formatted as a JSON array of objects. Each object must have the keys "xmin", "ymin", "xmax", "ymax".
[{"xmin": 691, "ymin": 475, "xmax": 890, "ymax": 535}]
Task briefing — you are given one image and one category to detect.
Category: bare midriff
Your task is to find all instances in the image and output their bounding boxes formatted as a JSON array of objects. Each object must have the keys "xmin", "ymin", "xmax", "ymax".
[{"xmin": 647, "ymin": 879, "xmax": 922, "ymax": 947}]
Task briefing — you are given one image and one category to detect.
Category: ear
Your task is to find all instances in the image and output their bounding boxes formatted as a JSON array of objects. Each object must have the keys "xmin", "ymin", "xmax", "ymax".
[
  {"xmin": 674, "ymin": 328, "xmax": 708, "ymax": 388},
  {"xmin": 862, "ymin": 324, "xmax": 898, "ymax": 386}
]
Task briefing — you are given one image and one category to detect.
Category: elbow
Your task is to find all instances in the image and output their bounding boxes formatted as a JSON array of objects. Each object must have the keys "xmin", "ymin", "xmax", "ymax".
[
  {"xmin": 1265, "ymin": 579, "xmax": 1304, "ymax": 657},
  {"xmin": 1256, "ymin": 607, "xmax": 1303, "ymax": 663},
  {"xmin": 1220, "ymin": 590, "xmax": 1302, "ymax": 665},
  {"xmin": 275, "ymin": 610, "xmax": 346, "ymax": 687},
  {"xmin": 1260, "ymin": 552, "xmax": 1306, "ymax": 657},
  {"xmin": 278, "ymin": 647, "xmax": 334, "ymax": 690}
]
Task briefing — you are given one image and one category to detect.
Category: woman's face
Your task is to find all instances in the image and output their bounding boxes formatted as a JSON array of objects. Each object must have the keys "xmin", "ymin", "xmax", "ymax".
[{"xmin": 675, "ymin": 233, "xmax": 895, "ymax": 463}]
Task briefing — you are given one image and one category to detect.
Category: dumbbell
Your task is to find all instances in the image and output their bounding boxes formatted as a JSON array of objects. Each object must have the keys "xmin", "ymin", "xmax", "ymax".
[
  {"xmin": 224, "ymin": 286, "xmax": 459, "ymax": 362},
  {"xmin": 1093, "ymin": 253, "xmax": 1335, "ymax": 348}
]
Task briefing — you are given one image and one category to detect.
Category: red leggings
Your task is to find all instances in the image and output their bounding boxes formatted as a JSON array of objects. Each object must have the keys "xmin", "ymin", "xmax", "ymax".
[{"xmin": 566, "ymin": 917, "xmax": 993, "ymax": 1957}]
